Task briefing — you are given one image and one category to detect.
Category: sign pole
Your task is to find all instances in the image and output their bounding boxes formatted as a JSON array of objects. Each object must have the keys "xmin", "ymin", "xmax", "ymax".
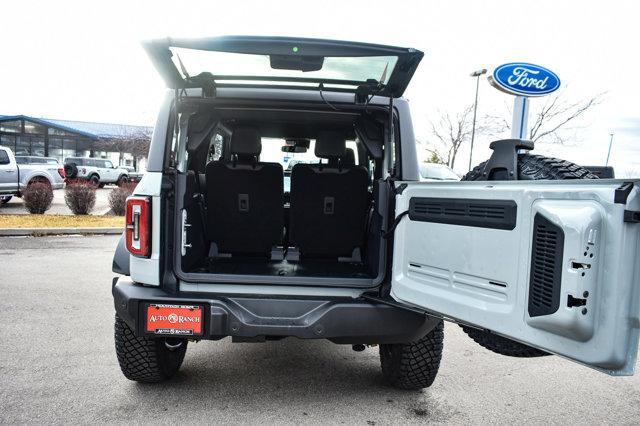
[
  {"xmin": 605, "ymin": 133, "xmax": 614, "ymax": 166},
  {"xmin": 511, "ymin": 96, "xmax": 530, "ymax": 140}
]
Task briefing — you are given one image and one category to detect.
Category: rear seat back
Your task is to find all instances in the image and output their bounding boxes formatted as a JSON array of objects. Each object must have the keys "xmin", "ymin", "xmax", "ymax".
[
  {"xmin": 289, "ymin": 131, "xmax": 368, "ymax": 258},
  {"xmin": 205, "ymin": 127, "xmax": 284, "ymax": 256}
]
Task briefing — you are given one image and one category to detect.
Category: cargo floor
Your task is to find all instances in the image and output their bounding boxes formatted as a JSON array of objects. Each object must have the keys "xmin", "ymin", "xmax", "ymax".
[{"xmin": 192, "ymin": 257, "xmax": 372, "ymax": 279}]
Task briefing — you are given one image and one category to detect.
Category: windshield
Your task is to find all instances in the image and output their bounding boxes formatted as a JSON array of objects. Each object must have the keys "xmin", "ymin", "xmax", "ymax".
[
  {"xmin": 170, "ymin": 47, "xmax": 398, "ymax": 87},
  {"xmin": 419, "ymin": 163, "xmax": 460, "ymax": 180},
  {"xmin": 260, "ymin": 138, "xmax": 358, "ymax": 192}
]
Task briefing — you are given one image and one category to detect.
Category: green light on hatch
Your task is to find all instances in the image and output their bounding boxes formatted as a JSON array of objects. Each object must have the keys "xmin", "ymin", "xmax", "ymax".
[{"xmin": 292, "ymin": 46, "xmax": 299, "ymax": 53}]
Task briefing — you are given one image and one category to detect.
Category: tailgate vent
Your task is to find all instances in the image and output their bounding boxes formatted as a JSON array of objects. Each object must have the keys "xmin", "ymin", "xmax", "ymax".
[
  {"xmin": 409, "ymin": 198, "xmax": 517, "ymax": 230},
  {"xmin": 528, "ymin": 214, "xmax": 564, "ymax": 317}
]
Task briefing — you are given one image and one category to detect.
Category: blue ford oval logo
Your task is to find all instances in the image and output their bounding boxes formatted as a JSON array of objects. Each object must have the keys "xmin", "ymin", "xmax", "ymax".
[{"xmin": 489, "ymin": 62, "xmax": 560, "ymax": 96}]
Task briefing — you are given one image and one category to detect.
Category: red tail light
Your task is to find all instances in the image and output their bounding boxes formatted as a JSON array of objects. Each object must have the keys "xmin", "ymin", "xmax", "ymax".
[
  {"xmin": 125, "ymin": 196, "xmax": 151, "ymax": 257},
  {"xmin": 57, "ymin": 168, "xmax": 65, "ymax": 179}
]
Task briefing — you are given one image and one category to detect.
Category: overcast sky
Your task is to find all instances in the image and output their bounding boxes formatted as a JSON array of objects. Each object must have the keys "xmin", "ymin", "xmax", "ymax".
[{"xmin": 1, "ymin": 0, "xmax": 638, "ymax": 176}]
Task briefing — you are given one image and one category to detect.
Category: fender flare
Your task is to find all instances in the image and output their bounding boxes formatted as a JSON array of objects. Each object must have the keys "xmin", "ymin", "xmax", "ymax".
[{"xmin": 112, "ymin": 233, "xmax": 130, "ymax": 275}]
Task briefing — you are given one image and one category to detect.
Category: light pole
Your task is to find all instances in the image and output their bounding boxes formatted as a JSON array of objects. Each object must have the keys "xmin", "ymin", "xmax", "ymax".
[
  {"xmin": 606, "ymin": 133, "xmax": 614, "ymax": 166},
  {"xmin": 468, "ymin": 68, "xmax": 487, "ymax": 171}
]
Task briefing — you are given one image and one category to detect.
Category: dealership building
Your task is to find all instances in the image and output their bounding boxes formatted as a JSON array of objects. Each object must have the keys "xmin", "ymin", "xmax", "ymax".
[{"xmin": 0, "ymin": 115, "xmax": 153, "ymax": 169}]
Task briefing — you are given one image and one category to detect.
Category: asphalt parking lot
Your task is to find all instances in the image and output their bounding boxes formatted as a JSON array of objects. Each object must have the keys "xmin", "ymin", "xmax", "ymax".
[{"xmin": 1, "ymin": 235, "xmax": 640, "ymax": 424}]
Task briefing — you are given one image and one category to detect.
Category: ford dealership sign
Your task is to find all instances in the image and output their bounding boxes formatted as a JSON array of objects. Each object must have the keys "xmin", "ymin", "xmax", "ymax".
[{"xmin": 489, "ymin": 63, "xmax": 560, "ymax": 97}]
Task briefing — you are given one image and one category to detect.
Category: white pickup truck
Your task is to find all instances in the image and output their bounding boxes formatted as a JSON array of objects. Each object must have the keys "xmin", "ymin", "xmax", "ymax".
[{"xmin": 0, "ymin": 146, "xmax": 65, "ymax": 204}]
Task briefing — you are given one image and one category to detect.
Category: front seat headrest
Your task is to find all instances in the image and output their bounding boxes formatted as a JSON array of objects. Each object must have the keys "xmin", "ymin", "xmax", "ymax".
[
  {"xmin": 315, "ymin": 131, "xmax": 346, "ymax": 159},
  {"xmin": 230, "ymin": 127, "xmax": 262, "ymax": 157},
  {"xmin": 342, "ymin": 148, "xmax": 355, "ymax": 166}
]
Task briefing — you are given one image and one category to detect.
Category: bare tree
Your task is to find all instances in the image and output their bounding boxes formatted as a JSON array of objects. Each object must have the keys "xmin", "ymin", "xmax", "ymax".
[
  {"xmin": 97, "ymin": 125, "xmax": 152, "ymax": 168},
  {"xmin": 424, "ymin": 105, "xmax": 503, "ymax": 168},
  {"xmin": 497, "ymin": 90, "xmax": 605, "ymax": 144}
]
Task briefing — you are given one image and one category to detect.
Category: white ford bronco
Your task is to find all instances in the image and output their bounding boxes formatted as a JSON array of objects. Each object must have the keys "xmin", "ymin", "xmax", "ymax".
[
  {"xmin": 111, "ymin": 36, "xmax": 640, "ymax": 389},
  {"xmin": 64, "ymin": 157, "xmax": 130, "ymax": 187}
]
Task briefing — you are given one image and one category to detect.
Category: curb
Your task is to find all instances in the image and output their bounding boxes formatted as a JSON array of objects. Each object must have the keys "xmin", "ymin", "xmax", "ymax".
[{"xmin": 0, "ymin": 227, "xmax": 123, "ymax": 237}]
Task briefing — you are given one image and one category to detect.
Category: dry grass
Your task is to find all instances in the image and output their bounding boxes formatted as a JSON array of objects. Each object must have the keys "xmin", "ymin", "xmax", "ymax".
[{"xmin": 0, "ymin": 214, "xmax": 124, "ymax": 229}]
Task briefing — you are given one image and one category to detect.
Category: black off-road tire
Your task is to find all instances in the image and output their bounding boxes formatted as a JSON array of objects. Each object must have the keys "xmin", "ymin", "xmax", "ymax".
[
  {"xmin": 117, "ymin": 175, "xmax": 129, "ymax": 187},
  {"xmin": 64, "ymin": 163, "xmax": 78, "ymax": 179},
  {"xmin": 460, "ymin": 153, "xmax": 598, "ymax": 358},
  {"xmin": 460, "ymin": 327, "xmax": 549, "ymax": 357},
  {"xmin": 114, "ymin": 315, "xmax": 188, "ymax": 383},
  {"xmin": 464, "ymin": 153, "xmax": 598, "ymax": 181},
  {"xmin": 89, "ymin": 175, "xmax": 100, "ymax": 187},
  {"xmin": 380, "ymin": 320, "xmax": 444, "ymax": 390}
]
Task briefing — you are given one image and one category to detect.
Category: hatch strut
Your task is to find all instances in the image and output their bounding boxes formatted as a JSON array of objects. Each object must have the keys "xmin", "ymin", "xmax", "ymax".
[{"xmin": 387, "ymin": 96, "xmax": 395, "ymax": 176}]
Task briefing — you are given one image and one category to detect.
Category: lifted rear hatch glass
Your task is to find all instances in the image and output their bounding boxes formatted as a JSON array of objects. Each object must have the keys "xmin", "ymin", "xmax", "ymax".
[{"xmin": 143, "ymin": 36, "xmax": 423, "ymax": 97}]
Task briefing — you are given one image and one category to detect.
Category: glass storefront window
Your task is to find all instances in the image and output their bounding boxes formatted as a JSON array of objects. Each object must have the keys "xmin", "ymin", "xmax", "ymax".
[
  {"xmin": 0, "ymin": 135, "xmax": 16, "ymax": 151},
  {"xmin": 16, "ymin": 136, "xmax": 31, "ymax": 156},
  {"xmin": 49, "ymin": 128, "xmax": 75, "ymax": 136},
  {"xmin": 31, "ymin": 137, "xmax": 45, "ymax": 156},
  {"xmin": 49, "ymin": 137, "xmax": 63, "ymax": 163},
  {"xmin": 0, "ymin": 120, "xmax": 21, "ymax": 133},
  {"xmin": 62, "ymin": 138, "xmax": 77, "ymax": 160},
  {"xmin": 23, "ymin": 121, "xmax": 46, "ymax": 134}
]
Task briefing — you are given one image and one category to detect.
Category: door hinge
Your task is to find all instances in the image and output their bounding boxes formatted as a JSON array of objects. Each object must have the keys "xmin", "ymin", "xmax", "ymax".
[
  {"xmin": 615, "ymin": 182, "xmax": 634, "ymax": 204},
  {"xmin": 624, "ymin": 210, "xmax": 640, "ymax": 223},
  {"xmin": 181, "ymin": 209, "xmax": 192, "ymax": 255}
]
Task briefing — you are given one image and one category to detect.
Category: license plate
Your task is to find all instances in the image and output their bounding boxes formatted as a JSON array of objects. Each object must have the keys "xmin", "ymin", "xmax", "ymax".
[{"xmin": 146, "ymin": 304, "xmax": 203, "ymax": 336}]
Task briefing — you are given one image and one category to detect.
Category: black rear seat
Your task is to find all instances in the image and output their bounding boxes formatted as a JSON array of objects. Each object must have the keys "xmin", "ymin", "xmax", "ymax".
[
  {"xmin": 205, "ymin": 127, "xmax": 284, "ymax": 257},
  {"xmin": 289, "ymin": 131, "xmax": 369, "ymax": 259}
]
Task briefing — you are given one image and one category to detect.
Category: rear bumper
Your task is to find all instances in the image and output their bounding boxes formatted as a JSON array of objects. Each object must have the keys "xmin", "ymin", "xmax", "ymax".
[{"xmin": 112, "ymin": 276, "xmax": 438, "ymax": 344}]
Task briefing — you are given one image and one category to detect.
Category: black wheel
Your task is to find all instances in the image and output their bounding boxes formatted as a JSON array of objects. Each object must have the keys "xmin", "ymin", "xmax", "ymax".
[
  {"xmin": 117, "ymin": 175, "xmax": 129, "ymax": 187},
  {"xmin": 460, "ymin": 152, "xmax": 598, "ymax": 358},
  {"xmin": 89, "ymin": 175, "xmax": 100, "ymax": 187},
  {"xmin": 98, "ymin": 183, "xmax": 106, "ymax": 189},
  {"xmin": 114, "ymin": 314, "xmax": 188, "ymax": 383},
  {"xmin": 0, "ymin": 195, "xmax": 12, "ymax": 205},
  {"xmin": 464, "ymin": 153, "xmax": 598, "ymax": 182},
  {"xmin": 380, "ymin": 320, "xmax": 444, "ymax": 390},
  {"xmin": 64, "ymin": 163, "xmax": 78, "ymax": 179}
]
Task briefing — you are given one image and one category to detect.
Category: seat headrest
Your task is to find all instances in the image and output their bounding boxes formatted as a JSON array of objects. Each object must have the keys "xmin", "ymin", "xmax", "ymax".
[
  {"xmin": 342, "ymin": 148, "xmax": 355, "ymax": 166},
  {"xmin": 315, "ymin": 131, "xmax": 346, "ymax": 159},
  {"xmin": 230, "ymin": 127, "xmax": 261, "ymax": 156}
]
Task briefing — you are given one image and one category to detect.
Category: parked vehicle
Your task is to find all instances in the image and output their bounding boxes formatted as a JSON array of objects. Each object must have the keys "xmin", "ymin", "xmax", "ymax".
[
  {"xmin": 419, "ymin": 163, "xmax": 460, "ymax": 181},
  {"xmin": 15, "ymin": 156, "xmax": 61, "ymax": 165},
  {"xmin": 120, "ymin": 165, "xmax": 144, "ymax": 183},
  {"xmin": 111, "ymin": 36, "xmax": 640, "ymax": 389},
  {"xmin": 63, "ymin": 157, "xmax": 130, "ymax": 187},
  {"xmin": 0, "ymin": 146, "xmax": 65, "ymax": 203}
]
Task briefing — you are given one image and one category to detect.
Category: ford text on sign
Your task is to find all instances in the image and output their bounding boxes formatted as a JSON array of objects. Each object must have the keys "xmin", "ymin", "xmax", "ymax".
[{"xmin": 489, "ymin": 62, "xmax": 560, "ymax": 96}]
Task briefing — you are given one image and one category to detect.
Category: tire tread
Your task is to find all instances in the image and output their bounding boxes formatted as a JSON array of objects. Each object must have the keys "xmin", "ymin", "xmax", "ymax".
[
  {"xmin": 380, "ymin": 320, "xmax": 444, "ymax": 390},
  {"xmin": 114, "ymin": 314, "xmax": 187, "ymax": 383}
]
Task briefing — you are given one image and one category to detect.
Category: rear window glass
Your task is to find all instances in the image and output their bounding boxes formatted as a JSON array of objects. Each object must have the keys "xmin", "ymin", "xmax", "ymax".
[
  {"xmin": 260, "ymin": 139, "xmax": 358, "ymax": 171},
  {"xmin": 170, "ymin": 48, "xmax": 397, "ymax": 87}
]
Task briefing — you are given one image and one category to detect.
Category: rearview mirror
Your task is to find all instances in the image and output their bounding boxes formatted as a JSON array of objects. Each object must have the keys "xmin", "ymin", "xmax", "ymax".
[
  {"xmin": 282, "ymin": 146, "xmax": 308, "ymax": 153},
  {"xmin": 270, "ymin": 55, "xmax": 324, "ymax": 72}
]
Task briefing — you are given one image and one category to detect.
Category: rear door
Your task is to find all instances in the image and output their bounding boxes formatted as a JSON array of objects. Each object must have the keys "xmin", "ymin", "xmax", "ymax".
[
  {"xmin": 142, "ymin": 36, "xmax": 423, "ymax": 98},
  {"xmin": 391, "ymin": 179, "xmax": 640, "ymax": 375},
  {"xmin": 103, "ymin": 160, "xmax": 117, "ymax": 182},
  {"xmin": 0, "ymin": 148, "xmax": 19, "ymax": 194}
]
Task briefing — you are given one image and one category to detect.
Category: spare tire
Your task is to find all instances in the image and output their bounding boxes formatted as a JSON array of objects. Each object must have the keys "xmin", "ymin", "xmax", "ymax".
[
  {"xmin": 460, "ymin": 153, "xmax": 598, "ymax": 357},
  {"xmin": 64, "ymin": 163, "xmax": 78, "ymax": 179}
]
